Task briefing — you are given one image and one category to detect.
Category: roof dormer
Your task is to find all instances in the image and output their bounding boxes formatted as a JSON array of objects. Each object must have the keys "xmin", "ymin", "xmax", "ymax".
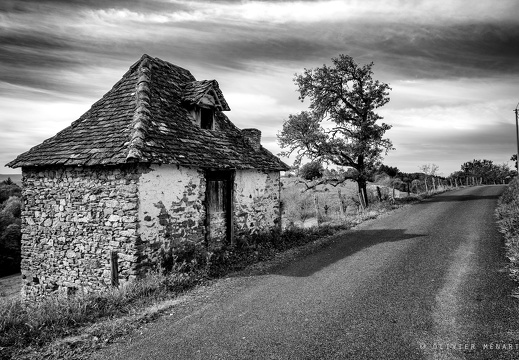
[{"xmin": 183, "ymin": 80, "xmax": 230, "ymax": 130}]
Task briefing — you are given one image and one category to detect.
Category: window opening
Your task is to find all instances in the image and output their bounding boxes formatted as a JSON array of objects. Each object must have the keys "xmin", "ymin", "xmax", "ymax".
[{"xmin": 200, "ymin": 107, "xmax": 214, "ymax": 129}]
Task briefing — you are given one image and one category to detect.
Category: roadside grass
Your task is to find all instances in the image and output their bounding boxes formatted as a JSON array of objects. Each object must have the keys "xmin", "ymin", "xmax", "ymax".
[
  {"xmin": 0, "ymin": 270, "xmax": 194, "ymax": 359},
  {"xmin": 495, "ymin": 178, "xmax": 519, "ymax": 285},
  {"xmin": 0, "ymin": 182, "xmax": 457, "ymax": 359}
]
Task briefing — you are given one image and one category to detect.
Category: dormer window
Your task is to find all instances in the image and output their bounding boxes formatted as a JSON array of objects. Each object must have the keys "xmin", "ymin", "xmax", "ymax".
[
  {"xmin": 190, "ymin": 106, "xmax": 215, "ymax": 130},
  {"xmin": 200, "ymin": 107, "xmax": 214, "ymax": 130}
]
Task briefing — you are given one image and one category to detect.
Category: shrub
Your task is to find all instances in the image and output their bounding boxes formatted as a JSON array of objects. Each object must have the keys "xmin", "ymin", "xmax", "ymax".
[
  {"xmin": 0, "ymin": 184, "xmax": 21, "ymax": 204},
  {"xmin": 0, "ymin": 196, "xmax": 22, "ymax": 276},
  {"xmin": 0, "ymin": 223, "xmax": 21, "ymax": 276},
  {"xmin": 281, "ymin": 186, "xmax": 315, "ymax": 225},
  {"xmin": 299, "ymin": 161, "xmax": 324, "ymax": 180},
  {"xmin": 496, "ymin": 181, "xmax": 519, "ymax": 236},
  {"xmin": 2, "ymin": 196, "xmax": 22, "ymax": 218},
  {"xmin": 160, "ymin": 241, "xmax": 208, "ymax": 274},
  {"xmin": 0, "ymin": 210, "xmax": 15, "ymax": 232}
]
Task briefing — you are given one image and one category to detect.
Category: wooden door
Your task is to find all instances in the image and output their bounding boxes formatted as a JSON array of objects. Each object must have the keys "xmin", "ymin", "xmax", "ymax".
[{"xmin": 206, "ymin": 171, "xmax": 234, "ymax": 248}]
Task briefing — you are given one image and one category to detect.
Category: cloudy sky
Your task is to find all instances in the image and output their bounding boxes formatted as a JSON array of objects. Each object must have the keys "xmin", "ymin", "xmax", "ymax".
[{"xmin": 1, "ymin": 0, "xmax": 519, "ymax": 176}]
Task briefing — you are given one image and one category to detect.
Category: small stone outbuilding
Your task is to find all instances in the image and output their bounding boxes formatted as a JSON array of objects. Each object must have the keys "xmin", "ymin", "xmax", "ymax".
[{"xmin": 7, "ymin": 55, "xmax": 288, "ymax": 300}]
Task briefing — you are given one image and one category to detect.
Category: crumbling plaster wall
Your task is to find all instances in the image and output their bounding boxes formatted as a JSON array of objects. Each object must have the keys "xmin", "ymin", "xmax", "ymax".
[
  {"xmin": 20, "ymin": 165, "xmax": 141, "ymax": 300},
  {"xmin": 138, "ymin": 164, "xmax": 206, "ymax": 268},
  {"xmin": 234, "ymin": 169, "xmax": 281, "ymax": 237}
]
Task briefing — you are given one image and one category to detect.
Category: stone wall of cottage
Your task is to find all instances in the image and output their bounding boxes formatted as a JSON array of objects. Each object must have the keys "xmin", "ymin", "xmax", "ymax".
[
  {"xmin": 19, "ymin": 164, "xmax": 280, "ymax": 300},
  {"xmin": 234, "ymin": 170, "xmax": 281, "ymax": 237},
  {"xmin": 20, "ymin": 165, "xmax": 142, "ymax": 300},
  {"xmin": 138, "ymin": 165, "xmax": 206, "ymax": 268}
]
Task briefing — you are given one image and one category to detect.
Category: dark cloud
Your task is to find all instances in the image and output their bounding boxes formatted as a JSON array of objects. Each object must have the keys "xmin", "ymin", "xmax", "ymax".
[
  {"xmin": 355, "ymin": 21, "xmax": 519, "ymax": 80},
  {"xmin": 0, "ymin": 27, "xmax": 142, "ymax": 97},
  {"xmin": 0, "ymin": 0, "xmax": 185, "ymax": 14},
  {"xmin": 152, "ymin": 18, "xmax": 519, "ymax": 80},
  {"xmin": 0, "ymin": 32, "xmax": 79, "ymax": 67},
  {"xmin": 2, "ymin": 0, "xmax": 518, "ymax": 98}
]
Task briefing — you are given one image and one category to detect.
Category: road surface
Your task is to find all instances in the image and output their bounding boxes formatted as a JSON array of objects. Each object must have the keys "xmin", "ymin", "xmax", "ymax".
[{"xmin": 95, "ymin": 185, "xmax": 519, "ymax": 359}]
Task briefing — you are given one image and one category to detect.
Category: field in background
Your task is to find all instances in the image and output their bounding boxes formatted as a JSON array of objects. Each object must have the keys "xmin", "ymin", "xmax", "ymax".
[
  {"xmin": 280, "ymin": 176, "xmax": 417, "ymax": 228},
  {"xmin": 281, "ymin": 177, "xmax": 358, "ymax": 228}
]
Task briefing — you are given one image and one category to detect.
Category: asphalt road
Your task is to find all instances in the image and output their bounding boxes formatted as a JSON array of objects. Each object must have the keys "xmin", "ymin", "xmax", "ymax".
[{"xmin": 95, "ymin": 185, "xmax": 519, "ymax": 360}]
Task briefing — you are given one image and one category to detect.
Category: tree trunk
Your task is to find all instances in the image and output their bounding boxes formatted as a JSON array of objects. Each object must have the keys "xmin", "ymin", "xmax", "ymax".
[{"xmin": 357, "ymin": 179, "xmax": 368, "ymax": 208}]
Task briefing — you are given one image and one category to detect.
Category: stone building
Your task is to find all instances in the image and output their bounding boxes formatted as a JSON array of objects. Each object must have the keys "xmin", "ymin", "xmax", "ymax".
[{"xmin": 7, "ymin": 54, "xmax": 288, "ymax": 299}]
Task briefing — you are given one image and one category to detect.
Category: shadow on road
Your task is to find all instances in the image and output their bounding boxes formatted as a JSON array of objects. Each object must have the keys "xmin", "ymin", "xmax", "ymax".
[
  {"xmin": 272, "ymin": 229, "xmax": 426, "ymax": 277},
  {"xmin": 424, "ymin": 194, "xmax": 500, "ymax": 203}
]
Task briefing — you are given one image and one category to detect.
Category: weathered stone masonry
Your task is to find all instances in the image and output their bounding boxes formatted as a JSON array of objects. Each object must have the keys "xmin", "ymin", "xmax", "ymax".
[
  {"xmin": 21, "ymin": 165, "xmax": 142, "ymax": 299},
  {"xmin": 20, "ymin": 164, "xmax": 282, "ymax": 300}
]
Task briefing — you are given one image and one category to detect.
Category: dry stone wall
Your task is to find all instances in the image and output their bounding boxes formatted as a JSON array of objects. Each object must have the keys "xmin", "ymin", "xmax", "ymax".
[{"xmin": 21, "ymin": 165, "xmax": 142, "ymax": 300}]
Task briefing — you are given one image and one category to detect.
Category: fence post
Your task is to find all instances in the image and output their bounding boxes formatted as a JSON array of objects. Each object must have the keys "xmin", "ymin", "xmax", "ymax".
[
  {"xmin": 314, "ymin": 194, "xmax": 320, "ymax": 227},
  {"xmin": 338, "ymin": 189, "xmax": 346, "ymax": 219},
  {"xmin": 111, "ymin": 250, "xmax": 119, "ymax": 287},
  {"xmin": 358, "ymin": 191, "xmax": 366, "ymax": 211}
]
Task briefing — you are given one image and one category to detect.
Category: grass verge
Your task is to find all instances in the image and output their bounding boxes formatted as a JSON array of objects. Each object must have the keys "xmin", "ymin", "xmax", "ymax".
[{"xmin": 495, "ymin": 178, "xmax": 519, "ymax": 286}]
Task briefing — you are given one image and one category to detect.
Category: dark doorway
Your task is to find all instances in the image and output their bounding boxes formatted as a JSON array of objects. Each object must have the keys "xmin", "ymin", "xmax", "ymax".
[{"xmin": 205, "ymin": 170, "xmax": 234, "ymax": 248}]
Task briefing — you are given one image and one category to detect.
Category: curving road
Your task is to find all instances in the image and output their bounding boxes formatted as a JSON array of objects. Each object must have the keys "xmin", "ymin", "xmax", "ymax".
[{"xmin": 95, "ymin": 185, "xmax": 519, "ymax": 360}]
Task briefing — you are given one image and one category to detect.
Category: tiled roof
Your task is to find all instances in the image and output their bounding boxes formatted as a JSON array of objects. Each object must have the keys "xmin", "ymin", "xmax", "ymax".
[{"xmin": 7, "ymin": 55, "xmax": 288, "ymax": 171}]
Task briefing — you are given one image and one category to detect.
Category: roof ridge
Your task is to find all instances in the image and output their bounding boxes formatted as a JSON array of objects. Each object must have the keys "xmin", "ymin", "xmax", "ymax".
[{"xmin": 126, "ymin": 55, "xmax": 153, "ymax": 162}]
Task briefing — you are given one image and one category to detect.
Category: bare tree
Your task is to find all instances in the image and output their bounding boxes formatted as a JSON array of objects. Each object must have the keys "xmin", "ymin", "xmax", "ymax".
[{"xmin": 419, "ymin": 164, "xmax": 439, "ymax": 192}]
